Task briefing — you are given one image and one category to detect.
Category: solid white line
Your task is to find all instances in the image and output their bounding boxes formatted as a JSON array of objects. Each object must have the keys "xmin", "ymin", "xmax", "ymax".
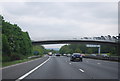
[
  {"xmin": 2, "ymin": 58, "xmax": 42, "ymax": 70},
  {"xmin": 79, "ymin": 69, "xmax": 84, "ymax": 73},
  {"xmin": 15, "ymin": 57, "xmax": 50, "ymax": 81}
]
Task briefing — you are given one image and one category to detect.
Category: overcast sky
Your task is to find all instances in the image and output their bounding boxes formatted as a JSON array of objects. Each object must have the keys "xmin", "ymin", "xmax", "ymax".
[{"xmin": 0, "ymin": 1, "xmax": 118, "ymax": 49}]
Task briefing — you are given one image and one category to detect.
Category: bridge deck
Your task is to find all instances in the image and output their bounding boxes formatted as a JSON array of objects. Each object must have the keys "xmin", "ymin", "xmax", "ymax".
[{"xmin": 32, "ymin": 40, "xmax": 118, "ymax": 45}]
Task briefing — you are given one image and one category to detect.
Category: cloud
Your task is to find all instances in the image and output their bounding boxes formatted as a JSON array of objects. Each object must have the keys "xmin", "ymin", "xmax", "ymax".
[{"xmin": 1, "ymin": 2, "xmax": 118, "ymax": 41}]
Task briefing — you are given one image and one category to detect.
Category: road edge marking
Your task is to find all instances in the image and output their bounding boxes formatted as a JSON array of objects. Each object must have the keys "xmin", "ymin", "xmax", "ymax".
[{"xmin": 15, "ymin": 57, "xmax": 50, "ymax": 81}]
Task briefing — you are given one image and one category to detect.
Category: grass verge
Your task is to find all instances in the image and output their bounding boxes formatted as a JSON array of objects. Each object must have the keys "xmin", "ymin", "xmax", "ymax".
[{"xmin": 2, "ymin": 57, "xmax": 41, "ymax": 67}]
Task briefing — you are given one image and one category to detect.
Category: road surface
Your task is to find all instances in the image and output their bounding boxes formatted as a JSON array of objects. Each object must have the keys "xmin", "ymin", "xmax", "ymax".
[{"xmin": 2, "ymin": 55, "xmax": 119, "ymax": 81}]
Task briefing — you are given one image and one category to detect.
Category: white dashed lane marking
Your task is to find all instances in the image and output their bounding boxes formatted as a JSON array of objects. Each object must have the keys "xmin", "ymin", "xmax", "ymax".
[
  {"xmin": 97, "ymin": 63, "xmax": 101, "ymax": 64},
  {"xmin": 79, "ymin": 69, "xmax": 84, "ymax": 73}
]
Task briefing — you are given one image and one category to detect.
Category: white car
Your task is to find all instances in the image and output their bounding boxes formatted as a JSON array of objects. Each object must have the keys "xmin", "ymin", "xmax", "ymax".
[
  {"xmin": 91, "ymin": 54, "xmax": 97, "ymax": 56},
  {"xmin": 101, "ymin": 54, "xmax": 109, "ymax": 57},
  {"xmin": 63, "ymin": 54, "xmax": 67, "ymax": 56},
  {"xmin": 67, "ymin": 54, "xmax": 71, "ymax": 57}
]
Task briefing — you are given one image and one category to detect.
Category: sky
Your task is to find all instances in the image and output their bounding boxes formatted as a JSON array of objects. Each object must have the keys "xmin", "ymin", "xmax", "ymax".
[{"xmin": 0, "ymin": 1, "xmax": 118, "ymax": 49}]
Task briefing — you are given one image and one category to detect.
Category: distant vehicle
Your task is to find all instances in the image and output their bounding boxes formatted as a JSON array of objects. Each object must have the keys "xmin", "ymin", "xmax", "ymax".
[
  {"xmin": 81, "ymin": 54, "xmax": 85, "ymax": 57},
  {"xmin": 91, "ymin": 54, "xmax": 97, "ymax": 56},
  {"xmin": 67, "ymin": 54, "xmax": 71, "ymax": 57},
  {"xmin": 70, "ymin": 53, "xmax": 83, "ymax": 62},
  {"xmin": 56, "ymin": 53, "xmax": 61, "ymax": 56},
  {"xmin": 48, "ymin": 52, "xmax": 52, "ymax": 56},
  {"xmin": 101, "ymin": 54, "xmax": 109, "ymax": 57},
  {"xmin": 63, "ymin": 54, "xmax": 67, "ymax": 56}
]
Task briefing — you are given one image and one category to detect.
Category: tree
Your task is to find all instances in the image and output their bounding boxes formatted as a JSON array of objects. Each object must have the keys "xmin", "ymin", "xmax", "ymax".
[
  {"xmin": 75, "ymin": 48, "xmax": 82, "ymax": 53},
  {"xmin": 59, "ymin": 45, "xmax": 72, "ymax": 54},
  {"xmin": 86, "ymin": 48, "xmax": 93, "ymax": 54},
  {"xmin": 59, "ymin": 43, "xmax": 117, "ymax": 56},
  {"xmin": 2, "ymin": 16, "xmax": 33, "ymax": 61},
  {"xmin": 2, "ymin": 34, "xmax": 10, "ymax": 55},
  {"xmin": 33, "ymin": 45, "xmax": 45, "ymax": 56}
]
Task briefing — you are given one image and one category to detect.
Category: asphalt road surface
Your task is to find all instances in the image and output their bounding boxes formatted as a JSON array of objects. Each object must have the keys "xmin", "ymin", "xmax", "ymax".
[{"xmin": 2, "ymin": 55, "xmax": 119, "ymax": 81}]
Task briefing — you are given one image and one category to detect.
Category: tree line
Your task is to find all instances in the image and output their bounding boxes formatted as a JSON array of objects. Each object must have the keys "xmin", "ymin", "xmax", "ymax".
[
  {"xmin": 2, "ymin": 15, "xmax": 33, "ymax": 62},
  {"xmin": 1, "ymin": 15, "xmax": 58, "ymax": 62},
  {"xmin": 59, "ymin": 44, "xmax": 117, "ymax": 56}
]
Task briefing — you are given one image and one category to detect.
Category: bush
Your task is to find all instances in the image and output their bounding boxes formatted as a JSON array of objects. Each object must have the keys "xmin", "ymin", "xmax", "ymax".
[{"xmin": 2, "ymin": 55, "xmax": 11, "ymax": 62}]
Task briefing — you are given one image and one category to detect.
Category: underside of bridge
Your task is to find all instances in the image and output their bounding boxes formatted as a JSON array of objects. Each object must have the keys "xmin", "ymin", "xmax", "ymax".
[{"xmin": 32, "ymin": 40, "xmax": 118, "ymax": 46}]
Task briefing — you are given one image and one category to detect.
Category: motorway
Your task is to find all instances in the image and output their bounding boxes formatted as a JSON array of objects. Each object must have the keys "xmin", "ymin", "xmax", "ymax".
[{"xmin": 2, "ymin": 55, "xmax": 119, "ymax": 81}]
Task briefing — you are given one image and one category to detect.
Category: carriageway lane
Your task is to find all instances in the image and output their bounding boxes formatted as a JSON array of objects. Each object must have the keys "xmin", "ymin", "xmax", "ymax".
[
  {"xmin": 24, "ymin": 56, "xmax": 118, "ymax": 79},
  {"xmin": 2, "ymin": 56, "xmax": 49, "ymax": 79},
  {"xmin": 65, "ymin": 57, "xmax": 118, "ymax": 79}
]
